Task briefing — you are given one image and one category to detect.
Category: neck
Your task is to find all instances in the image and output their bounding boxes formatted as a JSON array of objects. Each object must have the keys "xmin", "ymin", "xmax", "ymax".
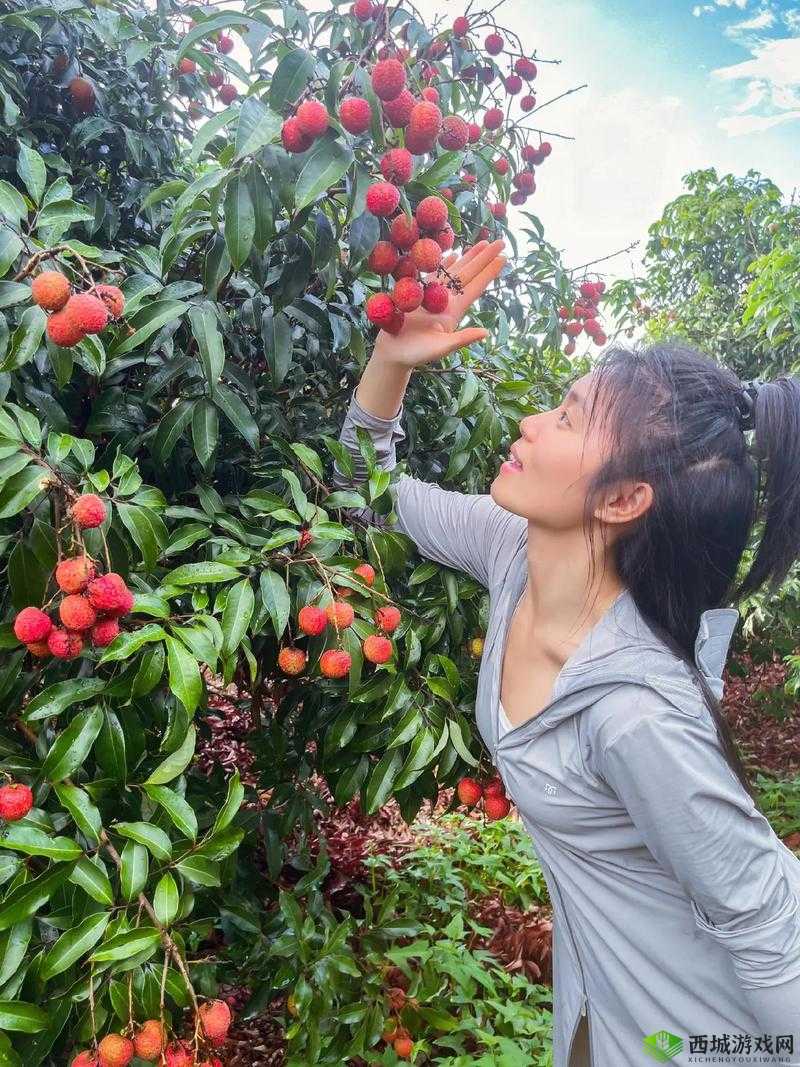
[{"xmin": 519, "ymin": 521, "xmax": 626, "ymax": 665}]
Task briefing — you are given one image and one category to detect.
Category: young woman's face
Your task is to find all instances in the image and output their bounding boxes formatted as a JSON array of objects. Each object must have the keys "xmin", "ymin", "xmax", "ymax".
[{"xmin": 490, "ymin": 372, "xmax": 613, "ymax": 530}]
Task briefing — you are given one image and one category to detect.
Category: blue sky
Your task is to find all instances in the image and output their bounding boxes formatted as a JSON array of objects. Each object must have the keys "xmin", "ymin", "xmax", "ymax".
[{"xmin": 416, "ymin": 0, "xmax": 799, "ymax": 283}]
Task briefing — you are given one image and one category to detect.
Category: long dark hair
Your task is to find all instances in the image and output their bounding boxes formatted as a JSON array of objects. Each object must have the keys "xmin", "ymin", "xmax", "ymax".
[{"xmin": 579, "ymin": 341, "xmax": 800, "ymax": 807}]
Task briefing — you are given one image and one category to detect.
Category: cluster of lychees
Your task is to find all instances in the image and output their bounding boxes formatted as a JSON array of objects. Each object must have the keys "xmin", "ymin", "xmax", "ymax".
[
  {"xmin": 277, "ymin": 563, "xmax": 402, "ymax": 679},
  {"xmin": 457, "ymin": 774, "xmax": 512, "ymax": 820},
  {"xmin": 12, "ymin": 494, "xmax": 134, "ymax": 660},
  {"xmin": 558, "ymin": 279, "xmax": 608, "ymax": 353},
  {"xmin": 30, "ymin": 270, "xmax": 125, "ymax": 349},
  {"xmin": 70, "ymin": 999, "xmax": 230, "ymax": 1066},
  {"xmin": 175, "ymin": 29, "xmax": 239, "ymax": 109}
]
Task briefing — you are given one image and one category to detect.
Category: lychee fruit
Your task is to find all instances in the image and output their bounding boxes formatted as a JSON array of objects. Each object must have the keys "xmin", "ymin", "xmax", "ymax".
[
  {"xmin": 483, "ymin": 107, "xmax": 503, "ymax": 130},
  {"xmin": 439, "ymin": 186, "xmax": 454, "ymax": 201},
  {"xmin": 26, "ymin": 640, "xmax": 51, "ymax": 658},
  {"xmin": 368, "ymin": 241, "xmax": 400, "ymax": 275},
  {"xmin": 31, "ymin": 271, "xmax": 71, "ymax": 311},
  {"xmin": 198, "ymin": 999, "xmax": 232, "ymax": 1047},
  {"xmin": 97, "ymin": 1033, "xmax": 134, "ymax": 1067},
  {"xmin": 410, "ymin": 237, "xmax": 442, "ymax": 273},
  {"xmin": 374, "ymin": 604, "xmax": 401, "ymax": 632},
  {"xmin": 468, "ymin": 121, "xmax": 481, "ymax": 143},
  {"xmin": 490, "ymin": 201, "xmax": 507, "ymax": 219},
  {"xmin": 68, "ymin": 76, "xmax": 95, "ymax": 111},
  {"xmin": 178, "ymin": 58, "xmax": 196, "ymax": 75},
  {"xmin": 217, "ymin": 33, "xmax": 234, "ymax": 53},
  {"xmin": 392, "ymin": 276, "xmax": 423, "ymax": 312},
  {"xmin": 495, "ymin": 158, "xmax": 509, "ymax": 176},
  {"xmin": 278, "ymin": 646, "xmax": 307, "ymax": 675},
  {"xmin": 366, "ymin": 181, "xmax": 401, "ymax": 217},
  {"xmin": 47, "ymin": 309, "xmax": 85, "ymax": 347},
  {"xmin": 383, "ymin": 306, "xmax": 405, "ymax": 334},
  {"xmin": 520, "ymin": 144, "xmax": 538, "ymax": 164},
  {"xmin": 91, "ymin": 618, "xmax": 120, "ymax": 648},
  {"xmin": 392, "ymin": 255, "xmax": 417, "ymax": 280},
  {"xmin": 59, "ymin": 594, "xmax": 97, "ymax": 632},
  {"xmin": 421, "ymin": 86, "xmax": 440, "ymax": 103},
  {"xmin": 47, "ymin": 628, "xmax": 84, "ymax": 659},
  {"xmin": 207, "ymin": 70, "xmax": 224, "ymax": 89},
  {"xmin": 564, "ymin": 321, "xmax": 583, "ymax": 338},
  {"xmin": 371, "ymin": 58, "xmax": 406, "ymax": 101},
  {"xmin": 415, "ymin": 196, "xmax": 449, "ymax": 232},
  {"xmin": 483, "ymin": 776, "xmax": 506, "ymax": 798},
  {"xmin": 366, "ymin": 292, "xmax": 396, "ymax": 327},
  {"xmin": 71, "ymin": 493, "xmax": 107, "ymax": 528},
  {"xmin": 509, "ymin": 191, "xmax": 526, "ymax": 206},
  {"xmin": 485, "ymin": 794, "xmax": 512, "ymax": 820},
  {"xmin": 0, "ymin": 783, "xmax": 34, "ymax": 822},
  {"xmin": 504, "ymin": 74, "xmax": 522, "ymax": 95},
  {"xmin": 484, "ymin": 32, "xmax": 503, "ymax": 54},
  {"xmin": 13, "ymin": 606, "xmax": 53, "ymax": 644},
  {"xmin": 298, "ymin": 604, "xmax": 328, "ymax": 636},
  {"xmin": 382, "ymin": 88, "xmax": 416, "ymax": 127},
  {"xmin": 133, "ymin": 1019, "xmax": 166, "ymax": 1061},
  {"xmin": 394, "ymin": 1035, "xmax": 414, "ymax": 1058},
  {"xmin": 521, "ymin": 93, "xmax": 536, "ymax": 111},
  {"xmin": 457, "ymin": 777, "xmax": 483, "ymax": 806},
  {"xmin": 86, "ymin": 573, "xmax": 134, "ymax": 616},
  {"xmin": 380, "ymin": 147, "xmax": 413, "ymax": 185},
  {"xmin": 325, "ymin": 599, "xmax": 355, "ymax": 628},
  {"xmin": 163, "ymin": 1043, "xmax": 194, "ymax": 1067},
  {"xmin": 363, "ymin": 634, "xmax": 393, "ymax": 664},
  {"xmin": 296, "ymin": 99, "xmax": 329, "ymax": 138},
  {"xmin": 390, "ymin": 214, "xmax": 419, "ymax": 250},
  {"xmin": 453, "ymin": 15, "xmax": 470, "ymax": 35},
  {"xmin": 64, "ymin": 292, "xmax": 109, "ymax": 335},
  {"xmin": 281, "ymin": 116, "xmax": 313, "ymax": 153},
  {"xmin": 408, "ymin": 100, "xmax": 442, "ymax": 140},
  {"xmin": 70, "ymin": 1053, "xmax": 99, "ymax": 1067},
  {"xmin": 435, "ymin": 224, "xmax": 455, "ymax": 251},
  {"xmin": 339, "ymin": 96, "xmax": 372, "ymax": 134},
  {"xmin": 218, "ymin": 83, "xmax": 238, "ymax": 104},
  {"xmin": 437, "ymin": 115, "xmax": 469, "ymax": 151},
  {"xmin": 353, "ymin": 0, "xmax": 374, "ymax": 19},
  {"xmin": 54, "ymin": 554, "xmax": 96, "ymax": 597},
  {"xmin": 514, "ymin": 57, "xmax": 537, "ymax": 79},
  {"xmin": 354, "ymin": 562, "xmax": 376, "ymax": 585},
  {"xmin": 94, "ymin": 284, "xmax": 125, "ymax": 319},
  {"xmin": 422, "ymin": 281, "xmax": 449, "ymax": 313},
  {"xmin": 319, "ymin": 648, "xmax": 352, "ymax": 678}
]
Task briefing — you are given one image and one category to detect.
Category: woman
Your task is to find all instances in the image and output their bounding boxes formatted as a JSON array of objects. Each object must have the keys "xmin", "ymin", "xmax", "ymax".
[{"xmin": 332, "ymin": 239, "xmax": 800, "ymax": 1066}]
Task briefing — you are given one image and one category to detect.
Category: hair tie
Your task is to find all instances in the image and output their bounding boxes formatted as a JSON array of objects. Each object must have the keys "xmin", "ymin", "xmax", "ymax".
[{"xmin": 736, "ymin": 379, "xmax": 763, "ymax": 432}]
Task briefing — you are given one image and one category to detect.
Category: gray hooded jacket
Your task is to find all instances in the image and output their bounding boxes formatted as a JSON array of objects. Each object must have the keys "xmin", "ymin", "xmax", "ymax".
[{"xmin": 333, "ymin": 386, "xmax": 800, "ymax": 1067}]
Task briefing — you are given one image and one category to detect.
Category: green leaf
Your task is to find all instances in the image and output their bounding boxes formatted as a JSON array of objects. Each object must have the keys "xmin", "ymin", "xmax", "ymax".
[
  {"xmin": 364, "ymin": 747, "xmax": 403, "ymax": 815},
  {"xmin": 23, "ymin": 678, "xmax": 105, "ymax": 723},
  {"xmin": 261, "ymin": 309, "xmax": 292, "ymax": 386},
  {"xmin": 0, "ymin": 827, "xmax": 82, "ymax": 861},
  {"xmin": 0, "ymin": 228, "xmax": 23, "ymax": 278},
  {"xmin": 221, "ymin": 578, "xmax": 254, "ymax": 657},
  {"xmin": 69, "ymin": 855, "xmax": 114, "ymax": 906},
  {"xmin": 234, "ymin": 98, "xmax": 282, "ymax": 161},
  {"xmin": 194, "ymin": 826, "xmax": 243, "ymax": 861},
  {"xmin": 113, "ymin": 822, "xmax": 172, "ymax": 862},
  {"xmin": 188, "ymin": 302, "xmax": 225, "ymax": 396},
  {"xmin": 213, "ymin": 383, "xmax": 259, "ymax": 450},
  {"xmin": 119, "ymin": 840, "xmax": 148, "ymax": 902},
  {"xmin": 95, "ymin": 709, "xmax": 127, "ymax": 784},
  {"xmin": 115, "ymin": 503, "xmax": 168, "ymax": 573},
  {"xmin": 40, "ymin": 705, "xmax": 103, "ymax": 782},
  {"xmin": 191, "ymin": 399, "xmax": 218, "ymax": 468},
  {"xmin": 295, "ymin": 138, "xmax": 354, "ymax": 211},
  {"xmin": 212, "ymin": 770, "xmax": 244, "ymax": 834},
  {"xmin": 110, "ymin": 300, "xmax": 187, "ymax": 357},
  {"xmin": 259, "ymin": 569, "xmax": 290, "ymax": 641},
  {"xmin": 152, "ymin": 399, "xmax": 194, "ymax": 465},
  {"xmin": 162, "ymin": 562, "xmax": 242, "ymax": 586},
  {"xmin": 54, "ymin": 783, "xmax": 102, "ymax": 844},
  {"xmin": 153, "ymin": 873, "xmax": 179, "ymax": 926},
  {"xmin": 91, "ymin": 927, "xmax": 160, "ymax": 962},
  {"xmin": 171, "ymin": 167, "xmax": 228, "ymax": 230},
  {"xmin": 165, "ymin": 636, "xmax": 202, "ymax": 715},
  {"xmin": 223, "ymin": 174, "xmax": 255, "ymax": 270},
  {"xmin": 190, "ymin": 111, "xmax": 236, "ymax": 164},
  {"xmin": 1, "ymin": 306, "xmax": 46, "ymax": 374},
  {"xmin": 144, "ymin": 724, "xmax": 196, "ymax": 786},
  {"xmin": 143, "ymin": 785, "xmax": 197, "ymax": 841},
  {"xmin": 0, "ymin": 1000, "xmax": 48, "ymax": 1033},
  {"xmin": 175, "ymin": 855, "xmax": 220, "ymax": 887},
  {"xmin": 269, "ymin": 49, "xmax": 316, "ymax": 112},
  {"xmin": 0, "ymin": 864, "xmax": 74, "ymax": 932},
  {"xmin": 0, "ymin": 919, "xmax": 32, "ymax": 986},
  {"xmin": 0, "ymin": 463, "xmax": 44, "ymax": 519},
  {"xmin": 17, "ymin": 145, "xmax": 46, "ymax": 205},
  {"xmin": 0, "ymin": 182, "xmax": 28, "ymax": 224},
  {"xmin": 40, "ymin": 912, "xmax": 110, "ymax": 980},
  {"xmin": 133, "ymin": 642, "xmax": 166, "ymax": 697}
]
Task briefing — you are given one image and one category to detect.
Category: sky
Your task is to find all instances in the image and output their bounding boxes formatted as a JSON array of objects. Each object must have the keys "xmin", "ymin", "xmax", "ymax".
[{"xmin": 411, "ymin": 0, "xmax": 800, "ymax": 284}]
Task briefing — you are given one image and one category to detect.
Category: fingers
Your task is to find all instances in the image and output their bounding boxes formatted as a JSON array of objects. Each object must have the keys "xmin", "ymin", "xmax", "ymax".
[
  {"xmin": 455, "ymin": 240, "xmax": 506, "ymax": 286},
  {"xmin": 459, "ymin": 253, "xmax": 507, "ymax": 307},
  {"xmin": 430, "ymin": 327, "xmax": 490, "ymax": 360},
  {"xmin": 442, "ymin": 239, "xmax": 490, "ymax": 276}
]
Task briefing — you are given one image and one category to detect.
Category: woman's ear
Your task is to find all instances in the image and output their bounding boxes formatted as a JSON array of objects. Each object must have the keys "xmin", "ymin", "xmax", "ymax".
[{"xmin": 598, "ymin": 479, "xmax": 654, "ymax": 528}]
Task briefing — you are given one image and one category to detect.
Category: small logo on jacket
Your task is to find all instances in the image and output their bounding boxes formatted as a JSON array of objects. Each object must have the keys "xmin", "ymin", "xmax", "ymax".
[
  {"xmin": 544, "ymin": 782, "xmax": 557, "ymax": 797},
  {"xmin": 643, "ymin": 1030, "xmax": 683, "ymax": 1061}
]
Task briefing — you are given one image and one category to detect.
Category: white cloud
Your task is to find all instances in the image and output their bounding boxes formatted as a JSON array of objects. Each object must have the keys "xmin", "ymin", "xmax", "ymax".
[
  {"xmin": 724, "ymin": 9, "xmax": 776, "ymax": 34},
  {"xmin": 718, "ymin": 109, "xmax": 800, "ymax": 132},
  {"xmin": 783, "ymin": 7, "xmax": 800, "ymax": 30},
  {"xmin": 693, "ymin": 3, "xmax": 716, "ymax": 14},
  {"xmin": 711, "ymin": 36, "xmax": 800, "ymax": 87},
  {"xmin": 716, "ymin": 0, "xmax": 749, "ymax": 8}
]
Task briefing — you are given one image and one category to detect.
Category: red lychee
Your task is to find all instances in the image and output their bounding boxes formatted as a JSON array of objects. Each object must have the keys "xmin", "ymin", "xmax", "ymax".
[
  {"xmin": 94, "ymin": 284, "xmax": 125, "ymax": 319},
  {"xmin": 133, "ymin": 1019, "xmax": 166, "ymax": 1062},
  {"xmin": 26, "ymin": 640, "xmax": 51, "ymax": 658},
  {"xmin": 484, "ymin": 32, "xmax": 503, "ymax": 54},
  {"xmin": 415, "ymin": 195, "xmax": 449, "ymax": 232},
  {"xmin": 295, "ymin": 99, "xmax": 329, "ymax": 138},
  {"xmin": 457, "ymin": 777, "xmax": 483, "ymax": 807},
  {"xmin": 485, "ymin": 794, "xmax": 512, "ymax": 820},
  {"xmin": 390, "ymin": 214, "xmax": 419, "ymax": 250},
  {"xmin": 339, "ymin": 96, "xmax": 372, "ymax": 134},
  {"xmin": 593, "ymin": 331, "xmax": 607, "ymax": 346},
  {"xmin": 281, "ymin": 116, "xmax": 313, "ymax": 153},
  {"xmin": 298, "ymin": 604, "xmax": 328, "ymax": 636},
  {"xmin": 363, "ymin": 634, "xmax": 393, "ymax": 664},
  {"xmin": 68, "ymin": 76, "xmax": 95, "ymax": 111},
  {"xmin": 421, "ymin": 86, "xmax": 440, "ymax": 103},
  {"xmin": 366, "ymin": 292, "xmax": 396, "ymax": 327},
  {"xmin": 207, "ymin": 70, "xmax": 224, "ymax": 89},
  {"xmin": 0, "ymin": 783, "xmax": 34, "ymax": 822},
  {"xmin": 47, "ymin": 628, "xmax": 84, "ymax": 660},
  {"xmin": 394, "ymin": 1035, "xmax": 414, "ymax": 1058},
  {"xmin": 178, "ymin": 58, "xmax": 196, "ymax": 75},
  {"xmin": 453, "ymin": 15, "xmax": 470, "ymax": 35},
  {"xmin": 467, "ymin": 121, "xmax": 481, "ymax": 143},
  {"xmin": 408, "ymin": 100, "xmax": 442, "ymax": 141},
  {"xmin": 505, "ymin": 74, "xmax": 522, "ymax": 95},
  {"xmin": 513, "ymin": 170, "xmax": 535, "ymax": 193},
  {"xmin": 483, "ymin": 107, "xmax": 503, "ymax": 131},
  {"xmin": 410, "ymin": 237, "xmax": 442, "ymax": 273},
  {"xmin": 422, "ymin": 281, "xmax": 449, "ymax": 313},
  {"xmin": 564, "ymin": 340, "xmax": 576, "ymax": 356},
  {"xmin": 392, "ymin": 255, "xmax": 417, "ymax": 280},
  {"xmin": 374, "ymin": 604, "xmax": 401, "ymax": 632},
  {"xmin": 435, "ymin": 224, "xmax": 455, "ymax": 251},
  {"xmin": 218, "ymin": 83, "xmax": 238, "ymax": 104},
  {"xmin": 70, "ymin": 1052, "xmax": 99, "ymax": 1067},
  {"xmin": 198, "ymin": 999, "xmax": 232, "ymax": 1047},
  {"xmin": 509, "ymin": 191, "xmax": 527, "ymax": 206},
  {"xmin": 91, "ymin": 618, "xmax": 120, "ymax": 648},
  {"xmin": 483, "ymin": 776, "xmax": 506, "ymax": 798},
  {"xmin": 59, "ymin": 594, "xmax": 97, "ymax": 632},
  {"xmin": 371, "ymin": 58, "xmax": 406, "ymax": 101},
  {"xmin": 354, "ymin": 562, "xmax": 376, "ymax": 585},
  {"xmin": 217, "ymin": 33, "xmax": 234, "ymax": 53},
  {"xmin": 163, "ymin": 1044, "xmax": 194, "ymax": 1067},
  {"xmin": 392, "ymin": 276, "xmax": 423, "ymax": 312},
  {"xmin": 380, "ymin": 147, "xmax": 413, "ymax": 185},
  {"xmin": 278, "ymin": 646, "xmax": 307, "ymax": 675},
  {"xmin": 353, "ymin": 0, "xmax": 374, "ymax": 19},
  {"xmin": 382, "ymin": 88, "xmax": 416, "ymax": 127},
  {"xmin": 64, "ymin": 292, "xmax": 109, "ymax": 335},
  {"xmin": 366, "ymin": 181, "xmax": 401, "ymax": 217},
  {"xmin": 438, "ymin": 115, "xmax": 469, "ymax": 150},
  {"xmin": 71, "ymin": 493, "xmax": 107, "ymax": 529},
  {"xmin": 368, "ymin": 241, "xmax": 400, "ymax": 275},
  {"xmin": 439, "ymin": 186, "xmax": 454, "ymax": 200},
  {"xmin": 13, "ymin": 606, "xmax": 53, "ymax": 644},
  {"xmin": 319, "ymin": 648, "xmax": 352, "ymax": 678},
  {"xmin": 383, "ymin": 306, "xmax": 405, "ymax": 334},
  {"xmin": 31, "ymin": 271, "xmax": 71, "ymax": 311},
  {"xmin": 514, "ymin": 57, "xmax": 537, "ymax": 79},
  {"xmin": 86, "ymin": 572, "xmax": 134, "ymax": 616},
  {"xmin": 47, "ymin": 309, "xmax": 85, "ymax": 347},
  {"xmin": 564, "ymin": 321, "xmax": 583, "ymax": 338},
  {"xmin": 521, "ymin": 93, "xmax": 536, "ymax": 111},
  {"xmin": 490, "ymin": 201, "xmax": 507, "ymax": 219},
  {"xmin": 495, "ymin": 158, "xmax": 509, "ymax": 176},
  {"xmin": 325, "ymin": 599, "xmax": 355, "ymax": 628}
]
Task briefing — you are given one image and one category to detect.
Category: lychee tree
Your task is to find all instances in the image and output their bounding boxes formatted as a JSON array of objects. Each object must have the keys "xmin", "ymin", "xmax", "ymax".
[{"xmin": 0, "ymin": 0, "xmax": 612, "ymax": 1060}]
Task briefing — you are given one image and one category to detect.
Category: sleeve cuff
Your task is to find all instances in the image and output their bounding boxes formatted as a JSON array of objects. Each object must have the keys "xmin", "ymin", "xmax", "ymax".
[{"xmin": 348, "ymin": 386, "xmax": 404, "ymax": 428}]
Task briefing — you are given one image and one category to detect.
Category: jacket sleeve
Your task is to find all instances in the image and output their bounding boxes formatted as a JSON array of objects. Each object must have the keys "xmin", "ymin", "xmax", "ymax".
[
  {"xmin": 598, "ymin": 694, "xmax": 800, "ymax": 1038},
  {"xmin": 331, "ymin": 385, "xmax": 524, "ymax": 589}
]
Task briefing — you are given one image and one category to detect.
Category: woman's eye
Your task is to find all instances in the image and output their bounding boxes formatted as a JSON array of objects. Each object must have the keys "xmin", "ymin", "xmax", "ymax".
[{"xmin": 558, "ymin": 410, "xmax": 570, "ymax": 425}]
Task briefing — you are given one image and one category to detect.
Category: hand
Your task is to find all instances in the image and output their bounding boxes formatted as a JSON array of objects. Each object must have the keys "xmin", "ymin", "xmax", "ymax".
[{"xmin": 372, "ymin": 239, "xmax": 506, "ymax": 368}]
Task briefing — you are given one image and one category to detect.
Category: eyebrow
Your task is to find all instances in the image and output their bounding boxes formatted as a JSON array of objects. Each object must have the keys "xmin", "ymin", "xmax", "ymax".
[{"xmin": 565, "ymin": 386, "xmax": 585, "ymax": 411}]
